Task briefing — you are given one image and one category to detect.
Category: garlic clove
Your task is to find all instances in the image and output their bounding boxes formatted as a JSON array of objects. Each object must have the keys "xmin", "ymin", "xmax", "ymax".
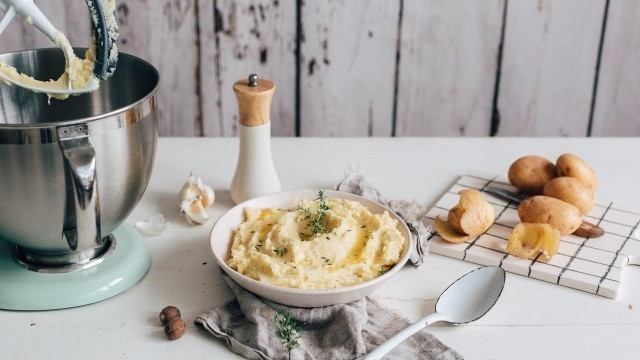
[
  {"xmin": 179, "ymin": 199, "xmax": 192, "ymax": 215},
  {"xmin": 178, "ymin": 172, "xmax": 200, "ymax": 202},
  {"xmin": 178, "ymin": 171, "xmax": 215, "ymax": 225},
  {"xmin": 198, "ymin": 179, "xmax": 215, "ymax": 208},
  {"xmin": 185, "ymin": 201, "xmax": 209, "ymax": 225}
]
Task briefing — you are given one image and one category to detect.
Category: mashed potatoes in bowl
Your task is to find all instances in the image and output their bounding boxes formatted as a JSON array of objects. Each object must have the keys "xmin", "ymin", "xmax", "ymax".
[{"xmin": 210, "ymin": 190, "xmax": 412, "ymax": 307}]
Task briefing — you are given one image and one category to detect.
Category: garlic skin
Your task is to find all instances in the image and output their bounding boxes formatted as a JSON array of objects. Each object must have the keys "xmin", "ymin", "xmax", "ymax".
[
  {"xmin": 135, "ymin": 214, "xmax": 169, "ymax": 236},
  {"xmin": 178, "ymin": 172, "xmax": 215, "ymax": 225}
]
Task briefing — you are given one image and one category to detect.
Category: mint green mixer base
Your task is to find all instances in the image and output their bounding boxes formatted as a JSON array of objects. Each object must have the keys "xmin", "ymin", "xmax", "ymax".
[{"xmin": 0, "ymin": 224, "xmax": 151, "ymax": 310}]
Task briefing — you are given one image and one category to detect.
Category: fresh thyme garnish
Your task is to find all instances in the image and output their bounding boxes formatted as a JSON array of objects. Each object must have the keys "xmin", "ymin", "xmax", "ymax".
[
  {"xmin": 297, "ymin": 190, "xmax": 331, "ymax": 238},
  {"xmin": 274, "ymin": 311, "xmax": 302, "ymax": 357},
  {"xmin": 254, "ymin": 241, "xmax": 263, "ymax": 252},
  {"xmin": 273, "ymin": 248, "xmax": 287, "ymax": 257},
  {"xmin": 317, "ymin": 190, "xmax": 329, "ymax": 210},
  {"xmin": 321, "ymin": 256, "xmax": 332, "ymax": 265},
  {"xmin": 379, "ymin": 266, "xmax": 389, "ymax": 275}
]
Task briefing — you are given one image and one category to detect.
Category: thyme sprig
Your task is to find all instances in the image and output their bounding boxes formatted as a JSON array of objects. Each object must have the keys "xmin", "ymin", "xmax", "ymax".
[
  {"xmin": 297, "ymin": 190, "xmax": 331, "ymax": 238},
  {"xmin": 273, "ymin": 247, "xmax": 287, "ymax": 257},
  {"xmin": 379, "ymin": 266, "xmax": 389, "ymax": 276},
  {"xmin": 275, "ymin": 311, "xmax": 302, "ymax": 356}
]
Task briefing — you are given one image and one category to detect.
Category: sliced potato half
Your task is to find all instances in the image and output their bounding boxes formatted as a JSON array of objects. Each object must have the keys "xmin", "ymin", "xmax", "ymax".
[{"xmin": 506, "ymin": 223, "xmax": 560, "ymax": 260}]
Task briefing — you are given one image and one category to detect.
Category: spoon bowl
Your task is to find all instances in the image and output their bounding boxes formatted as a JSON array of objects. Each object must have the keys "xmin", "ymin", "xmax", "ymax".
[
  {"xmin": 364, "ymin": 266, "xmax": 505, "ymax": 359},
  {"xmin": 437, "ymin": 266, "xmax": 506, "ymax": 324}
]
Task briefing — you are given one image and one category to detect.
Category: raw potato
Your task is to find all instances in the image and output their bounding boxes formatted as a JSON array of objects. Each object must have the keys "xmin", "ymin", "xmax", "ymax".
[
  {"xmin": 447, "ymin": 189, "xmax": 495, "ymax": 235},
  {"xmin": 518, "ymin": 196, "xmax": 582, "ymax": 236},
  {"xmin": 556, "ymin": 153, "xmax": 598, "ymax": 192},
  {"xmin": 436, "ymin": 189, "xmax": 495, "ymax": 243},
  {"xmin": 543, "ymin": 177, "xmax": 594, "ymax": 215},
  {"xmin": 508, "ymin": 155, "xmax": 556, "ymax": 195},
  {"xmin": 506, "ymin": 223, "xmax": 560, "ymax": 260}
]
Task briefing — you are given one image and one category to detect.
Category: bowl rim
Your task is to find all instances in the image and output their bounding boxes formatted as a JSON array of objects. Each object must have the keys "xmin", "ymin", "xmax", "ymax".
[
  {"xmin": 209, "ymin": 189, "xmax": 413, "ymax": 296},
  {"xmin": 0, "ymin": 48, "xmax": 161, "ymax": 129}
]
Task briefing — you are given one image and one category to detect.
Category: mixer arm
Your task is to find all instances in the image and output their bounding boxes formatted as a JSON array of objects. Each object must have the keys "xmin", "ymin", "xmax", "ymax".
[
  {"xmin": 0, "ymin": 4, "xmax": 15, "ymax": 35},
  {"xmin": 0, "ymin": 0, "xmax": 58, "ymax": 39}
]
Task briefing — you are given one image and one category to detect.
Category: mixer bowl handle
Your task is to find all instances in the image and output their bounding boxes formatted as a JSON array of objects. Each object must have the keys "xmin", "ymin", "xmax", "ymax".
[{"xmin": 57, "ymin": 124, "xmax": 102, "ymax": 252}]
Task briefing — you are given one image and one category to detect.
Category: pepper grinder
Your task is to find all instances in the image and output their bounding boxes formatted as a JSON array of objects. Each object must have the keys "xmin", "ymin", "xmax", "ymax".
[{"xmin": 230, "ymin": 74, "xmax": 281, "ymax": 204}]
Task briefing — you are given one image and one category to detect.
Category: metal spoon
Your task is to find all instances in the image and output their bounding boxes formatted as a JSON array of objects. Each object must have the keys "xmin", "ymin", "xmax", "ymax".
[{"xmin": 364, "ymin": 266, "xmax": 505, "ymax": 360}]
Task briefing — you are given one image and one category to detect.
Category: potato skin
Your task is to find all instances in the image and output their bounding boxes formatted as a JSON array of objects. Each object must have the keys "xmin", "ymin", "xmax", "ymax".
[
  {"xmin": 543, "ymin": 177, "xmax": 594, "ymax": 215},
  {"xmin": 447, "ymin": 189, "xmax": 495, "ymax": 235},
  {"xmin": 518, "ymin": 196, "xmax": 582, "ymax": 236},
  {"xmin": 447, "ymin": 205, "xmax": 467, "ymax": 234},
  {"xmin": 556, "ymin": 154, "xmax": 598, "ymax": 192},
  {"xmin": 508, "ymin": 156, "xmax": 556, "ymax": 195}
]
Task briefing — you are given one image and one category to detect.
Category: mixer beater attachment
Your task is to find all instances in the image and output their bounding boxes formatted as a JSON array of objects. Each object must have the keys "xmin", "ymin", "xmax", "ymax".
[{"xmin": 0, "ymin": 0, "xmax": 118, "ymax": 97}]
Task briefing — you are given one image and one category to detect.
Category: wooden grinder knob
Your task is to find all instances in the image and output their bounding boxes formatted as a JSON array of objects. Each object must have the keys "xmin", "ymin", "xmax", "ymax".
[{"xmin": 233, "ymin": 74, "xmax": 275, "ymax": 126}]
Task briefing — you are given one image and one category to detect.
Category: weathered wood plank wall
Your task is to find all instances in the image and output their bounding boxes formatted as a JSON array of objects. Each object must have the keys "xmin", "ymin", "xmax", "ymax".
[
  {"xmin": 202, "ymin": 0, "xmax": 297, "ymax": 137},
  {"xmin": 592, "ymin": 1, "xmax": 640, "ymax": 136},
  {"xmin": 0, "ymin": 0, "xmax": 637, "ymax": 137},
  {"xmin": 396, "ymin": 0, "xmax": 504, "ymax": 136},
  {"xmin": 0, "ymin": 2, "xmax": 90, "ymax": 50},
  {"xmin": 496, "ymin": 0, "xmax": 605, "ymax": 136},
  {"xmin": 115, "ymin": 0, "xmax": 201, "ymax": 136},
  {"xmin": 300, "ymin": 0, "xmax": 399, "ymax": 136}
]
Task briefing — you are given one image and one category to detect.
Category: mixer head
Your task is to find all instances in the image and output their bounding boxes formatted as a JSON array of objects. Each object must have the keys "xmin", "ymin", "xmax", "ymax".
[{"xmin": 0, "ymin": 0, "xmax": 118, "ymax": 96}]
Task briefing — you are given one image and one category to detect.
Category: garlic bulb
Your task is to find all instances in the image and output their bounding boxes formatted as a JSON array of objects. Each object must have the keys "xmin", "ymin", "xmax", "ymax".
[{"xmin": 178, "ymin": 172, "xmax": 215, "ymax": 225}]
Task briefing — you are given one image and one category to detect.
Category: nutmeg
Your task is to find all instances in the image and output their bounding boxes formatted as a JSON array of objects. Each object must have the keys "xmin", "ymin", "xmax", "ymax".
[
  {"xmin": 164, "ymin": 318, "xmax": 186, "ymax": 340},
  {"xmin": 159, "ymin": 306, "xmax": 181, "ymax": 325}
]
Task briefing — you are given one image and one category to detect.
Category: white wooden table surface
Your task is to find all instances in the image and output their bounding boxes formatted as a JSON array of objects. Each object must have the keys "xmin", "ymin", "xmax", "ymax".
[{"xmin": 3, "ymin": 137, "xmax": 639, "ymax": 360}]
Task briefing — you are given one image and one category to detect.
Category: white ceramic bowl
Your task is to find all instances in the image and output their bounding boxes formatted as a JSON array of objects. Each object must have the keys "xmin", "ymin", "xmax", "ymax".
[{"xmin": 209, "ymin": 189, "xmax": 412, "ymax": 307}]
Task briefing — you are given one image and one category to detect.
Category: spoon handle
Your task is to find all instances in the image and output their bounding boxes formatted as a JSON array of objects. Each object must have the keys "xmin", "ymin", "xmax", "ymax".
[{"xmin": 363, "ymin": 312, "xmax": 449, "ymax": 360}]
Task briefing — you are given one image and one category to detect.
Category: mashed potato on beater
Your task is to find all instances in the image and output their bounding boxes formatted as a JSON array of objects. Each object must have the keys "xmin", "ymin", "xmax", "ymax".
[
  {"xmin": 227, "ymin": 196, "xmax": 405, "ymax": 289},
  {"xmin": 0, "ymin": 32, "xmax": 96, "ymax": 100}
]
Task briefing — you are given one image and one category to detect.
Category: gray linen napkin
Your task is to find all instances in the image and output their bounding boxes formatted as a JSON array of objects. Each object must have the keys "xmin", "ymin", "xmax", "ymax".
[
  {"xmin": 335, "ymin": 166, "xmax": 430, "ymax": 266},
  {"xmin": 195, "ymin": 274, "xmax": 462, "ymax": 360}
]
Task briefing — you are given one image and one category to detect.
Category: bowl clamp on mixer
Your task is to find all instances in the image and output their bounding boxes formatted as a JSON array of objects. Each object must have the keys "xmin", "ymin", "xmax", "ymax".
[{"xmin": 0, "ymin": 1, "xmax": 156, "ymax": 311}]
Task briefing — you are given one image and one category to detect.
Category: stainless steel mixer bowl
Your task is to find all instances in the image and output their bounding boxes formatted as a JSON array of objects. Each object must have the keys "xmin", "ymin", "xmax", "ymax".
[{"xmin": 0, "ymin": 48, "xmax": 159, "ymax": 269}]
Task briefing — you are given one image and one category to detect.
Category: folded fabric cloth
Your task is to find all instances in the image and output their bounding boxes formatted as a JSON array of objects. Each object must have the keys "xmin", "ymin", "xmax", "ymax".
[
  {"xmin": 335, "ymin": 166, "xmax": 430, "ymax": 266},
  {"xmin": 195, "ymin": 274, "xmax": 462, "ymax": 360}
]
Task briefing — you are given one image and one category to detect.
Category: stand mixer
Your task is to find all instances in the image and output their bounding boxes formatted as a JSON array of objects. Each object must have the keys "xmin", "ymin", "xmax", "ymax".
[{"xmin": 0, "ymin": 1, "xmax": 159, "ymax": 310}]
